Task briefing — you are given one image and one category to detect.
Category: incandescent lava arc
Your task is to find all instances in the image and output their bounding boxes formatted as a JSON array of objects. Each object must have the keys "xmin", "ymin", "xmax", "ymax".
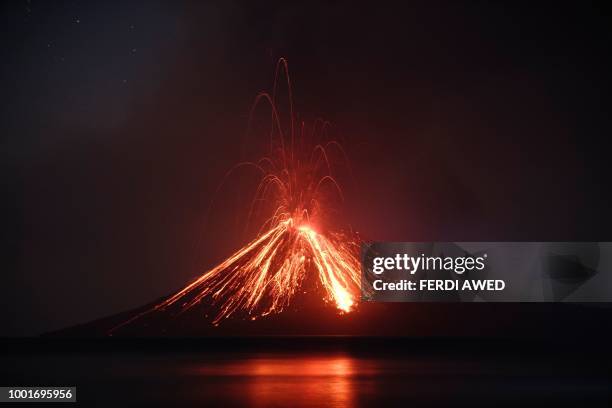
[{"xmin": 111, "ymin": 58, "xmax": 360, "ymax": 333}]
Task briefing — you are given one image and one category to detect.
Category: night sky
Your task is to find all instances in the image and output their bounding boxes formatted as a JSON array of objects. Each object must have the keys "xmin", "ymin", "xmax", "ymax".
[{"xmin": 2, "ymin": 1, "xmax": 611, "ymax": 335}]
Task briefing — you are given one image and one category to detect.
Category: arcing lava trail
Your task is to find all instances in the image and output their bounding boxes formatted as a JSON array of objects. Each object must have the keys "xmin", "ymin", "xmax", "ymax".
[{"xmin": 112, "ymin": 58, "xmax": 360, "ymax": 333}]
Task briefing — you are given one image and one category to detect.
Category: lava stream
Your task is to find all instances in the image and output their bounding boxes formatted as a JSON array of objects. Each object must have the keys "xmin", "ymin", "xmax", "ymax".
[{"xmin": 156, "ymin": 218, "xmax": 360, "ymax": 324}]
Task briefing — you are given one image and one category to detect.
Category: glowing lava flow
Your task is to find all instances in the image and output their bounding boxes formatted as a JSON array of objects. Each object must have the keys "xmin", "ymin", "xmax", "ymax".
[
  {"xmin": 111, "ymin": 58, "xmax": 360, "ymax": 331},
  {"xmin": 156, "ymin": 217, "xmax": 360, "ymax": 324}
]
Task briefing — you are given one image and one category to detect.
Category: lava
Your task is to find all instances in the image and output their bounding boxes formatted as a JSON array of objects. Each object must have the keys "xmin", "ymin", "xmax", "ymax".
[
  {"xmin": 112, "ymin": 58, "xmax": 360, "ymax": 331},
  {"xmin": 157, "ymin": 217, "xmax": 360, "ymax": 324}
]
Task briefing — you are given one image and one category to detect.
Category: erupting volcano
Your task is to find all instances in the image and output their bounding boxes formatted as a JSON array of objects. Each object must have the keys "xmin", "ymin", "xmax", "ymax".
[
  {"xmin": 110, "ymin": 59, "xmax": 361, "ymax": 334},
  {"xmin": 154, "ymin": 218, "xmax": 360, "ymax": 325}
]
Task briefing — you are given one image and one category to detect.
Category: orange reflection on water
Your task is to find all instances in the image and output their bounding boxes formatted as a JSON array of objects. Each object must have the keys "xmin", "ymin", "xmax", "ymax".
[{"xmin": 196, "ymin": 354, "xmax": 377, "ymax": 407}]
